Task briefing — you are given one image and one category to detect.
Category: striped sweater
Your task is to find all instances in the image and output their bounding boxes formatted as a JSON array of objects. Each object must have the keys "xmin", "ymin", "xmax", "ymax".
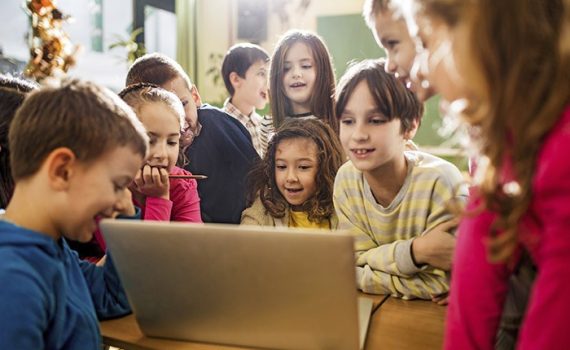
[{"xmin": 333, "ymin": 151, "xmax": 468, "ymax": 299}]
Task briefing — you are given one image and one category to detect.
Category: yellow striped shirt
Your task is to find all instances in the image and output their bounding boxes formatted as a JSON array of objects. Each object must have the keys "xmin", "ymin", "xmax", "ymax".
[{"xmin": 333, "ymin": 151, "xmax": 468, "ymax": 299}]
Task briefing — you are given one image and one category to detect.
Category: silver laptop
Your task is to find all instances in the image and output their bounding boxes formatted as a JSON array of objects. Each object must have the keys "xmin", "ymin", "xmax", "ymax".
[{"xmin": 101, "ymin": 220, "xmax": 373, "ymax": 350}]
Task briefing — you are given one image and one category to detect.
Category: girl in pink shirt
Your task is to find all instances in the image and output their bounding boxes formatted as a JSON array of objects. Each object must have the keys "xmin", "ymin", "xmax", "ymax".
[
  {"xmin": 120, "ymin": 83, "xmax": 202, "ymax": 223},
  {"xmin": 402, "ymin": 0, "xmax": 570, "ymax": 348}
]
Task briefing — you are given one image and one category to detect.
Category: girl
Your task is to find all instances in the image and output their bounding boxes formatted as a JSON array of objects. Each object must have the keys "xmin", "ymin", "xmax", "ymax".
[
  {"xmin": 405, "ymin": 0, "xmax": 570, "ymax": 349},
  {"xmin": 241, "ymin": 117, "xmax": 344, "ymax": 228},
  {"xmin": 270, "ymin": 30, "xmax": 338, "ymax": 131},
  {"xmin": 119, "ymin": 83, "xmax": 202, "ymax": 222},
  {"xmin": 125, "ymin": 53, "xmax": 260, "ymax": 224}
]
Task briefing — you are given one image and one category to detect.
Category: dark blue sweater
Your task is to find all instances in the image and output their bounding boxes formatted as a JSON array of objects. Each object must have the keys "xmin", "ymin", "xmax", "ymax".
[
  {"xmin": 185, "ymin": 104, "xmax": 260, "ymax": 223},
  {"xmin": 0, "ymin": 220, "xmax": 131, "ymax": 349}
]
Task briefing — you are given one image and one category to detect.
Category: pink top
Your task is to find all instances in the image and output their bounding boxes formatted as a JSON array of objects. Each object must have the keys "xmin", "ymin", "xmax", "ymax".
[
  {"xmin": 134, "ymin": 166, "xmax": 202, "ymax": 222},
  {"xmin": 445, "ymin": 105, "xmax": 570, "ymax": 349}
]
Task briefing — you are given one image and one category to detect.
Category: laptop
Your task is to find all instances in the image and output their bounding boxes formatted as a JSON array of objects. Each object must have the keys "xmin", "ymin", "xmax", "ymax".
[{"xmin": 101, "ymin": 220, "xmax": 373, "ymax": 350}]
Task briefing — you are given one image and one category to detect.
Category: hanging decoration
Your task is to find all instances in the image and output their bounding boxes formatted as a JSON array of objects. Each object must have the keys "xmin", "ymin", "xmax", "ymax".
[{"xmin": 24, "ymin": 0, "xmax": 79, "ymax": 81}]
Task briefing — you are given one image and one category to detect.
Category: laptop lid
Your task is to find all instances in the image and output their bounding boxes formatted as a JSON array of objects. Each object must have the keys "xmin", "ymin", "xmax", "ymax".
[{"xmin": 101, "ymin": 220, "xmax": 369, "ymax": 350}]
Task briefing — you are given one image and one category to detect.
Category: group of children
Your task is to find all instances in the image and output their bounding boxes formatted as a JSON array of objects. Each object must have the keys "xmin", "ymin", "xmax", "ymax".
[{"xmin": 1, "ymin": 0, "xmax": 569, "ymax": 348}]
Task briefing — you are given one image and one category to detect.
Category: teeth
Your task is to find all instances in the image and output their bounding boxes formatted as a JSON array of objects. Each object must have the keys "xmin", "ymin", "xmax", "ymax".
[{"xmin": 353, "ymin": 149, "xmax": 370, "ymax": 155}]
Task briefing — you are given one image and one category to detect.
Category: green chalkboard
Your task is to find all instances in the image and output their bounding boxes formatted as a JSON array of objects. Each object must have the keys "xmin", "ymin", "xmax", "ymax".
[{"xmin": 316, "ymin": 13, "xmax": 445, "ymax": 147}]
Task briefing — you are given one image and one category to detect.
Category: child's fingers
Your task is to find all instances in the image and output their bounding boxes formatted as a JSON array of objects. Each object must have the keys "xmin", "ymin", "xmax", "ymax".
[
  {"xmin": 142, "ymin": 164, "xmax": 154, "ymax": 184},
  {"xmin": 132, "ymin": 169, "xmax": 144, "ymax": 188},
  {"xmin": 151, "ymin": 167, "xmax": 163, "ymax": 185},
  {"xmin": 158, "ymin": 167, "xmax": 169, "ymax": 185}
]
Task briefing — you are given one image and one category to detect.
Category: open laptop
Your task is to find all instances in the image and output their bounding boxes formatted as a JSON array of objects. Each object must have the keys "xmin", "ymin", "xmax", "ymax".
[{"xmin": 101, "ymin": 220, "xmax": 373, "ymax": 350}]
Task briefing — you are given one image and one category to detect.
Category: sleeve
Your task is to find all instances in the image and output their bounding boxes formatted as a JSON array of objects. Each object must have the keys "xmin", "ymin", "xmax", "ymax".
[
  {"xmin": 444, "ymin": 197, "xmax": 511, "ymax": 349},
  {"xmin": 0, "ymin": 261, "xmax": 49, "ymax": 348},
  {"xmin": 78, "ymin": 252, "xmax": 131, "ymax": 320},
  {"xmin": 142, "ymin": 196, "xmax": 173, "ymax": 221},
  {"xmin": 171, "ymin": 178, "xmax": 202, "ymax": 223},
  {"xmin": 333, "ymin": 171, "xmax": 449, "ymax": 299},
  {"xmin": 240, "ymin": 196, "xmax": 266, "ymax": 226},
  {"xmin": 516, "ymin": 134, "xmax": 570, "ymax": 349}
]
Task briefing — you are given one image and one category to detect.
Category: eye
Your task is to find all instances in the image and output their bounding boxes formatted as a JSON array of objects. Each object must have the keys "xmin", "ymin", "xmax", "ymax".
[
  {"xmin": 283, "ymin": 65, "xmax": 291, "ymax": 72},
  {"xmin": 181, "ymin": 100, "xmax": 189, "ymax": 107},
  {"xmin": 168, "ymin": 140, "xmax": 179, "ymax": 146},
  {"xmin": 370, "ymin": 116, "xmax": 388, "ymax": 125},
  {"xmin": 275, "ymin": 164, "xmax": 287, "ymax": 170},
  {"xmin": 301, "ymin": 64, "xmax": 313, "ymax": 69},
  {"xmin": 340, "ymin": 117, "xmax": 354, "ymax": 125},
  {"xmin": 298, "ymin": 165, "xmax": 313, "ymax": 170},
  {"xmin": 385, "ymin": 40, "xmax": 399, "ymax": 49}
]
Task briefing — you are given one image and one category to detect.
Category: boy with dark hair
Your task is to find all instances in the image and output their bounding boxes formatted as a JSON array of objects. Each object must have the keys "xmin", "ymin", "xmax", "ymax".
[
  {"xmin": 221, "ymin": 43, "xmax": 273, "ymax": 157},
  {"xmin": 333, "ymin": 59, "xmax": 468, "ymax": 300},
  {"xmin": 0, "ymin": 79, "xmax": 148, "ymax": 348}
]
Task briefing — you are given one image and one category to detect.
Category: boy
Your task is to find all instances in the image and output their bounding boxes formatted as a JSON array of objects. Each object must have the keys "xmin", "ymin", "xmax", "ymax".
[
  {"xmin": 0, "ymin": 80, "xmax": 148, "ymax": 348},
  {"xmin": 221, "ymin": 43, "xmax": 273, "ymax": 157},
  {"xmin": 126, "ymin": 53, "xmax": 260, "ymax": 224},
  {"xmin": 362, "ymin": 0, "xmax": 435, "ymax": 101},
  {"xmin": 333, "ymin": 59, "xmax": 468, "ymax": 300}
]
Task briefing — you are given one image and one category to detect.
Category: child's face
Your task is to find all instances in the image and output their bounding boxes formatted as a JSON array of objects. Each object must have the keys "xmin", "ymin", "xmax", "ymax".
[
  {"xmin": 138, "ymin": 102, "xmax": 180, "ymax": 172},
  {"xmin": 234, "ymin": 59, "xmax": 269, "ymax": 111},
  {"xmin": 410, "ymin": 12, "xmax": 467, "ymax": 109},
  {"xmin": 64, "ymin": 146, "xmax": 143, "ymax": 242},
  {"xmin": 282, "ymin": 42, "xmax": 316, "ymax": 115},
  {"xmin": 163, "ymin": 76, "xmax": 201, "ymax": 134},
  {"xmin": 274, "ymin": 137, "xmax": 318, "ymax": 207},
  {"xmin": 373, "ymin": 9, "xmax": 435, "ymax": 102},
  {"xmin": 339, "ymin": 81, "xmax": 410, "ymax": 174}
]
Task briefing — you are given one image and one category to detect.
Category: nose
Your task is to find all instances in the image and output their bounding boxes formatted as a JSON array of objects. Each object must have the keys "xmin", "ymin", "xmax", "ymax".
[
  {"xmin": 151, "ymin": 141, "xmax": 167, "ymax": 161},
  {"xmin": 291, "ymin": 66, "xmax": 302, "ymax": 79},
  {"xmin": 285, "ymin": 168, "xmax": 299, "ymax": 183},
  {"xmin": 352, "ymin": 121, "xmax": 369, "ymax": 141},
  {"xmin": 385, "ymin": 55, "xmax": 397, "ymax": 74}
]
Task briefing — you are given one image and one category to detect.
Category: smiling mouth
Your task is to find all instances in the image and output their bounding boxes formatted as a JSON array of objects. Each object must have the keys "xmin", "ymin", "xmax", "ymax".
[
  {"xmin": 351, "ymin": 148, "xmax": 374, "ymax": 155},
  {"xmin": 285, "ymin": 188, "xmax": 303, "ymax": 193},
  {"xmin": 260, "ymin": 91, "xmax": 267, "ymax": 99},
  {"xmin": 290, "ymin": 82, "xmax": 306, "ymax": 88}
]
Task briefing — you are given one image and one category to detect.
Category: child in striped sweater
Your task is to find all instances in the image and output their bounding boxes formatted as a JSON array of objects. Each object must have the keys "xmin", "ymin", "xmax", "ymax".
[{"xmin": 333, "ymin": 59, "xmax": 468, "ymax": 301}]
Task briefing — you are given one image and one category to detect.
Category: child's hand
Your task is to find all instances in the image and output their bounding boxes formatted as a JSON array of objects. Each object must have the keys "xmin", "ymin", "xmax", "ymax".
[
  {"xmin": 132, "ymin": 164, "xmax": 170, "ymax": 200},
  {"xmin": 112, "ymin": 188, "xmax": 136, "ymax": 217},
  {"xmin": 431, "ymin": 292, "xmax": 449, "ymax": 306},
  {"xmin": 412, "ymin": 219, "xmax": 459, "ymax": 271}
]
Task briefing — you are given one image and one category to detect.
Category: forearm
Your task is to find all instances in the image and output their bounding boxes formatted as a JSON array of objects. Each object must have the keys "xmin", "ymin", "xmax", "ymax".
[
  {"xmin": 356, "ymin": 238, "xmax": 423, "ymax": 277},
  {"xmin": 143, "ymin": 197, "xmax": 173, "ymax": 221},
  {"xmin": 356, "ymin": 265, "xmax": 449, "ymax": 299}
]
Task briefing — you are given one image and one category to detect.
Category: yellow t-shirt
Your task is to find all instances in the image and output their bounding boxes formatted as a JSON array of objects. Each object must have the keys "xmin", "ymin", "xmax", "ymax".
[{"xmin": 288, "ymin": 210, "xmax": 330, "ymax": 229}]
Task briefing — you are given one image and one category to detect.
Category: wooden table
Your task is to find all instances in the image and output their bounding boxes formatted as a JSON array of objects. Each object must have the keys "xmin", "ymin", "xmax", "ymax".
[
  {"xmin": 100, "ymin": 294, "xmax": 446, "ymax": 350},
  {"xmin": 365, "ymin": 297, "xmax": 447, "ymax": 350}
]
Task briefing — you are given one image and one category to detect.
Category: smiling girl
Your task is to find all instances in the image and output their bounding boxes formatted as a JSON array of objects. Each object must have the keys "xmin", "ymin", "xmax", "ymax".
[
  {"xmin": 241, "ymin": 118, "xmax": 344, "ymax": 229},
  {"xmin": 270, "ymin": 30, "xmax": 338, "ymax": 131},
  {"xmin": 119, "ymin": 83, "xmax": 202, "ymax": 222}
]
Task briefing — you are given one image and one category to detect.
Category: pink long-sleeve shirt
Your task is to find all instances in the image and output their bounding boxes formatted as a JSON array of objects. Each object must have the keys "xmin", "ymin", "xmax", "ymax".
[
  {"xmin": 135, "ymin": 166, "xmax": 202, "ymax": 222},
  {"xmin": 445, "ymin": 105, "xmax": 570, "ymax": 349}
]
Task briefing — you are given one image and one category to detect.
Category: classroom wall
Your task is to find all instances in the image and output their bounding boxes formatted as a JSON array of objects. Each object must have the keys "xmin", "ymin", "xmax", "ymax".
[{"xmin": 194, "ymin": 0, "xmax": 365, "ymax": 105}]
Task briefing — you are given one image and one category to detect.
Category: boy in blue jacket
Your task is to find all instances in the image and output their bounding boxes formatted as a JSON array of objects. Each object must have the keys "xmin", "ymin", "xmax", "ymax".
[{"xmin": 0, "ymin": 79, "xmax": 148, "ymax": 349}]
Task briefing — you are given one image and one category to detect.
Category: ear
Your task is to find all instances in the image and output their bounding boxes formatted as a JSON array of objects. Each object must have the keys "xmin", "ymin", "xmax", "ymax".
[
  {"xmin": 44, "ymin": 147, "xmax": 77, "ymax": 191},
  {"xmin": 190, "ymin": 85, "xmax": 202, "ymax": 106},
  {"xmin": 404, "ymin": 118, "xmax": 420, "ymax": 141},
  {"xmin": 229, "ymin": 72, "xmax": 242, "ymax": 90}
]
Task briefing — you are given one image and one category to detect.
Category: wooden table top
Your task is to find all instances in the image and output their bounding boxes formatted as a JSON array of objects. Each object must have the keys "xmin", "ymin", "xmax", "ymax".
[{"xmin": 100, "ymin": 294, "xmax": 446, "ymax": 350}]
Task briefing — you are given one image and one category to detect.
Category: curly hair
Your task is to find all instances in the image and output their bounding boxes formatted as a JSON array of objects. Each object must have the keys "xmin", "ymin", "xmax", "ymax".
[
  {"xmin": 413, "ymin": 0, "xmax": 569, "ymax": 262},
  {"xmin": 246, "ymin": 117, "xmax": 345, "ymax": 223}
]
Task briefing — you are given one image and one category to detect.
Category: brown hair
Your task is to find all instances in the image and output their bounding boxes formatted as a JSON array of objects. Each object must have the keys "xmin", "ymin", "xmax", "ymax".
[
  {"xmin": 414, "ymin": 0, "xmax": 569, "ymax": 261},
  {"xmin": 221, "ymin": 43, "xmax": 269, "ymax": 96},
  {"xmin": 119, "ymin": 83, "xmax": 185, "ymax": 130},
  {"xmin": 269, "ymin": 30, "xmax": 337, "ymax": 131},
  {"xmin": 362, "ymin": 0, "xmax": 393, "ymax": 28},
  {"xmin": 9, "ymin": 79, "xmax": 148, "ymax": 181},
  {"xmin": 336, "ymin": 59, "xmax": 423, "ymax": 134},
  {"xmin": 126, "ymin": 52, "xmax": 192, "ymax": 88},
  {"xmin": 246, "ymin": 117, "xmax": 344, "ymax": 223},
  {"xmin": 0, "ymin": 75, "xmax": 38, "ymax": 208}
]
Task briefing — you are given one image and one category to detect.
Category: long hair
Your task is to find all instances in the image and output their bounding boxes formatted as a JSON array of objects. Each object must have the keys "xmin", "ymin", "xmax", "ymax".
[
  {"xmin": 416, "ymin": 0, "xmax": 569, "ymax": 262},
  {"xmin": 245, "ymin": 117, "xmax": 344, "ymax": 223},
  {"xmin": 269, "ymin": 30, "xmax": 337, "ymax": 131}
]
